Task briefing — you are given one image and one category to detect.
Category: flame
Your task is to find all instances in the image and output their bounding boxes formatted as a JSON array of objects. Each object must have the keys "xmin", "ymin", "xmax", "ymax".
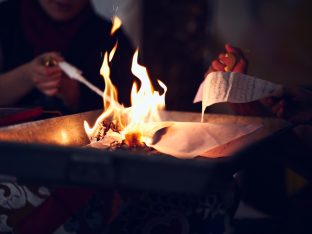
[
  {"xmin": 84, "ymin": 48, "xmax": 124, "ymax": 139},
  {"xmin": 84, "ymin": 49, "xmax": 167, "ymax": 145},
  {"xmin": 121, "ymin": 50, "xmax": 167, "ymax": 145},
  {"xmin": 109, "ymin": 41, "xmax": 118, "ymax": 62},
  {"xmin": 84, "ymin": 17, "xmax": 167, "ymax": 147},
  {"xmin": 110, "ymin": 16, "xmax": 122, "ymax": 35}
]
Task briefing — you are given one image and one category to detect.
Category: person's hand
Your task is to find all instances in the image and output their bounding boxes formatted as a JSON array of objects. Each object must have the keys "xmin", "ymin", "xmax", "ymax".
[
  {"xmin": 25, "ymin": 52, "xmax": 64, "ymax": 96},
  {"xmin": 263, "ymin": 87, "xmax": 312, "ymax": 124},
  {"xmin": 206, "ymin": 44, "xmax": 248, "ymax": 75},
  {"xmin": 206, "ymin": 44, "xmax": 268, "ymax": 116}
]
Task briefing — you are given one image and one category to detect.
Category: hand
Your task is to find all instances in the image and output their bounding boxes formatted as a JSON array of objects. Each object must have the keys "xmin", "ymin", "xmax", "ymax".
[
  {"xmin": 26, "ymin": 52, "xmax": 64, "ymax": 96},
  {"xmin": 206, "ymin": 44, "xmax": 264, "ymax": 116},
  {"xmin": 264, "ymin": 87, "xmax": 312, "ymax": 124},
  {"xmin": 207, "ymin": 44, "xmax": 248, "ymax": 75}
]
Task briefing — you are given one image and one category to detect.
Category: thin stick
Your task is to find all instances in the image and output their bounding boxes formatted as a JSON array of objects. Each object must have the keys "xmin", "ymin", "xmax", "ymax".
[{"xmin": 59, "ymin": 61, "xmax": 120, "ymax": 107}]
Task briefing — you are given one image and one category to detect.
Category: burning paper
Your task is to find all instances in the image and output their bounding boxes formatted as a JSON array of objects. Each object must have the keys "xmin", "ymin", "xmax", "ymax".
[
  {"xmin": 83, "ymin": 17, "xmax": 263, "ymax": 159},
  {"xmin": 87, "ymin": 121, "xmax": 262, "ymax": 158},
  {"xmin": 194, "ymin": 71, "xmax": 282, "ymax": 119}
]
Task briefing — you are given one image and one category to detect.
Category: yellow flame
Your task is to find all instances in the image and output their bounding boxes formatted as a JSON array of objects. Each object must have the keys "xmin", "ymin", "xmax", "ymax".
[
  {"xmin": 120, "ymin": 50, "xmax": 166, "ymax": 142},
  {"xmin": 109, "ymin": 41, "xmax": 118, "ymax": 62},
  {"xmin": 111, "ymin": 16, "xmax": 122, "ymax": 35},
  {"xmin": 84, "ymin": 47, "xmax": 125, "ymax": 139},
  {"xmin": 84, "ymin": 12, "xmax": 166, "ymax": 146},
  {"xmin": 84, "ymin": 48, "xmax": 167, "ymax": 145}
]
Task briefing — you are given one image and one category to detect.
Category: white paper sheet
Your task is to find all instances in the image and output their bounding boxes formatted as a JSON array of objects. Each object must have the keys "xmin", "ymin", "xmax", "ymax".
[
  {"xmin": 88, "ymin": 121, "xmax": 262, "ymax": 158},
  {"xmin": 194, "ymin": 72, "xmax": 282, "ymax": 118},
  {"xmin": 87, "ymin": 71, "xmax": 271, "ymax": 158},
  {"xmin": 147, "ymin": 121, "xmax": 261, "ymax": 158}
]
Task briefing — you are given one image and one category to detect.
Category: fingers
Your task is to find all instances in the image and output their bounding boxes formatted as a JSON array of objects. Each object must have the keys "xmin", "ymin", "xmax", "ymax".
[
  {"xmin": 211, "ymin": 60, "xmax": 225, "ymax": 71},
  {"xmin": 206, "ymin": 44, "xmax": 248, "ymax": 75},
  {"xmin": 34, "ymin": 74, "xmax": 61, "ymax": 85},
  {"xmin": 224, "ymin": 44, "xmax": 248, "ymax": 73},
  {"xmin": 37, "ymin": 79, "xmax": 61, "ymax": 89},
  {"xmin": 28, "ymin": 52, "xmax": 65, "ymax": 96},
  {"xmin": 29, "ymin": 51, "xmax": 66, "ymax": 95},
  {"xmin": 34, "ymin": 66, "xmax": 62, "ymax": 78},
  {"xmin": 39, "ymin": 52, "xmax": 65, "ymax": 64},
  {"xmin": 32, "ymin": 67, "xmax": 62, "ymax": 84},
  {"xmin": 232, "ymin": 57, "xmax": 247, "ymax": 73},
  {"xmin": 219, "ymin": 53, "xmax": 233, "ymax": 66},
  {"xmin": 35, "ymin": 75, "xmax": 62, "ymax": 96}
]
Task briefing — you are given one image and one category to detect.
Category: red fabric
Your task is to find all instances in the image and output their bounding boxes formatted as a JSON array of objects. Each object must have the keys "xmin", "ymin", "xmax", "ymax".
[
  {"xmin": 0, "ymin": 107, "xmax": 43, "ymax": 126},
  {"xmin": 17, "ymin": 188, "xmax": 95, "ymax": 234},
  {"xmin": 19, "ymin": 0, "xmax": 92, "ymax": 55}
]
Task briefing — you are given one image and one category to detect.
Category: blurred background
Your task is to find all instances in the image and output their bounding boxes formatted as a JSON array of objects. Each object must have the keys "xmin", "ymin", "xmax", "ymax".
[
  {"xmin": 91, "ymin": 3, "xmax": 312, "ymax": 231},
  {"xmin": 0, "ymin": 1, "xmax": 311, "ymax": 233},
  {"xmin": 1, "ymin": 0, "xmax": 310, "ymax": 111},
  {"xmin": 91, "ymin": 0, "xmax": 312, "ymax": 111}
]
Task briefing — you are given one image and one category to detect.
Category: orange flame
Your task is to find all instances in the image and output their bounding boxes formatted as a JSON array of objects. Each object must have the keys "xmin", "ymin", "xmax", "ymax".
[
  {"xmin": 110, "ymin": 16, "xmax": 122, "ymax": 35},
  {"xmin": 109, "ymin": 41, "xmax": 118, "ymax": 62},
  {"xmin": 84, "ymin": 17, "xmax": 167, "ymax": 146},
  {"xmin": 121, "ymin": 50, "xmax": 167, "ymax": 144},
  {"xmin": 84, "ymin": 47, "xmax": 124, "ymax": 138}
]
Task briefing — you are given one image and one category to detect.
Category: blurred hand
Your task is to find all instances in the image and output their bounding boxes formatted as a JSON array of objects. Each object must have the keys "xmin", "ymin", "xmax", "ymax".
[
  {"xmin": 207, "ymin": 44, "xmax": 248, "ymax": 75},
  {"xmin": 264, "ymin": 87, "xmax": 312, "ymax": 124},
  {"xmin": 26, "ymin": 52, "xmax": 64, "ymax": 96}
]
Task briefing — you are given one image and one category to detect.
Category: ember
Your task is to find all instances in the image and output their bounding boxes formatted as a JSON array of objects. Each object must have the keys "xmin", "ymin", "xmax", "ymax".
[
  {"xmin": 89, "ymin": 119, "xmax": 158, "ymax": 155},
  {"xmin": 124, "ymin": 132, "xmax": 145, "ymax": 148}
]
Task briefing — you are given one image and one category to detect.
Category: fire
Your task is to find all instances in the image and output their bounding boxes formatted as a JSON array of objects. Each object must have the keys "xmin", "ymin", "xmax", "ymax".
[
  {"xmin": 110, "ymin": 16, "xmax": 122, "ymax": 35},
  {"xmin": 84, "ymin": 18, "xmax": 167, "ymax": 147},
  {"xmin": 122, "ymin": 50, "xmax": 167, "ymax": 145},
  {"xmin": 83, "ymin": 49, "xmax": 124, "ymax": 139},
  {"xmin": 109, "ymin": 42, "xmax": 118, "ymax": 62}
]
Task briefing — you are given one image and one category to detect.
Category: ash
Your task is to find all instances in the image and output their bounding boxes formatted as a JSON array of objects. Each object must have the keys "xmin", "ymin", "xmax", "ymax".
[
  {"xmin": 88, "ymin": 120, "xmax": 163, "ymax": 156},
  {"xmin": 93, "ymin": 119, "xmax": 122, "ymax": 142}
]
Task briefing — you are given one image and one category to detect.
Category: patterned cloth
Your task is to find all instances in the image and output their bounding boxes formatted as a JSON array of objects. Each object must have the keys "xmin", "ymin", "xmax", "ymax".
[
  {"xmin": 106, "ymin": 192, "xmax": 231, "ymax": 234},
  {"xmin": 0, "ymin": 183, "xmax": 50, "ymax": 233},
  {"xmin": 0, "ymin": 180, "xmax": 237, "ymax": 234},
  {"xmin": 56, "ymin": 181, "xmax": 238, "ymax": 234}
]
